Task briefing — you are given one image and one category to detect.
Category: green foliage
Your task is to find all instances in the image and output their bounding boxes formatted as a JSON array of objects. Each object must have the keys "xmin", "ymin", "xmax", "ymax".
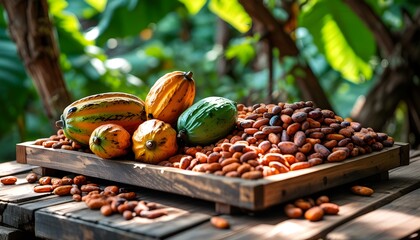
[
  {"xmin": 95, "ymin": 0, "xmax": 183, "ymax": 46},
  {"xmin": 181, "ymin": 0, "xmax": 252, "ymax": 33},
  {"xmin": 299, "ymin": 0, "xmax": 376, "ymax": 83}
]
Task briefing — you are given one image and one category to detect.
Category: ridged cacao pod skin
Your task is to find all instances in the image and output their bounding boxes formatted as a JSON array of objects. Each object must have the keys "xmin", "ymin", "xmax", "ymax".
[
  {"xmin": 177, "ymin": 96, "xmax": 238, "ymax": 146},
  {"xmin": 56, "ymin": 92, "xmax": 146, "ymax": 146},
  {"xmin": 132, "ymin": 119, "xmax": 178, "ymax": 164},
  {"xmin": 89, "ymin": 124, "xmax": 131, "ymax": 159},
  {"xmin": 145, "ymin": 71, "xmax": 195, "ymax": 126}
]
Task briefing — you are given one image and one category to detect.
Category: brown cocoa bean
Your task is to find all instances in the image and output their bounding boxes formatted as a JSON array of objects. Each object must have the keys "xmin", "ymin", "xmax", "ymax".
[
  {"xmin": 244, "ymin": 128, "xmax": 258, "ymax": 135},
  {"xmin": 320, "ymin": 203, "xmax": 339, "ymax": 215},
  {"xmin": 350, "ymin": 121, "xmax": 362, "ymax": 131},
  {"xmin": 286, "ymin": 123, "xmax": 301, "ymax": 136},
  {"xmin": 294, "ymin": 198, "xmax": 312, "ymax": 210},
  {"xmin": 298, "ymin": 142, "xmax": 313, "ymax": 154},
  {"xmin": 1, "ymin": 176, "xmax": 17, "ymax": 185},
  {"xmin": 70, "ymin": 186, "xmax": 81, "ymax": 195},
  {"xmin": 34, "ymin": 185, "xmax": 53, "ymax": 193},
  {"xmin": 72, "ymin": 194, "xmax": 82, "ymax": 202},
  {"xmin": 293, "ymin": 131, "xmax": 306, "ymax": 147},
  {"xmin": 26, "ymin": 173, "xmax": 38, "ymax": 183},
  {"xmin": 351, "ymin": 185, "xmax": 374, "ymax": 196},
  {"xmin": 284, "ymin": 204, "xmax": 303, "ymax": 219},
  {"xmin": 195, "ymin": 152, "xmax": 208, "ymax": 163},
  {"xmin": 290, "ymin": 162, "xmax": 311, "ymax": 171},
  {"xmin": 42, "ymin": 140, "xmax": 58, "ymax": 148},
  {"xmin": 222, "ymin": 162, "xmax": 241, "ymax": 174},
  {"xmin": 314, "ymin": 143, "xmax": 331, "ymax": 158},
  {"xmin": 305, "ymin": 206, "xmax": 324, "ymax": 221},
  {"xmin": 211, "ymin": 216, "xmax": 230, "ymax": 229},
  {"xmin": 87, "ymin": 198, "xmax": 107, "ymax": 209},
  {"xmin": 140, "ymin": 209, "xmax": 168, "ymax": 219},
  {"xmin": 307, "ymin": 118, "xmax": 321, "ymax": 128},
  {"xmin": 104, "ymin": 185, "xmax": 119, "ymax": 195},
  {"xmin": 253, "ymin": 118, "xmax": 269, "ymax": 129},
  {"xmin": 81, "ymin": 185, "xmax": 100, "ymax": 193},
  {"xmin": 309, "ymin": 131, "xmax": 324, "ymax": 139},
  {"xmin": 268, "ymin": 161, "xmax": 289, "ymax": 173},
  {"xmin": 180, "ymin": 156, "xmax": 192, "ymax": 169},
  {"xmin": 281, "ymin": 114, "xmax": 293, "ymax": 124},
  {"xmin": 327, "ymin": 150, "xmax": 347, "ymax": 162},
  {"xmin": 278, "ymin": 142, "xmax": 298, "ymax": 154},
  {"xmin": 326, "ymin": 133, "xmax": 345, "ymax": 141},
  {"xmin": 204, "ymin": 162, "xmax": 222, "ymax": 172},
  {"xmin": 53, "ymin": 185, "xmax": 73, "ymax": 196},
  {"xmin": 295, "ymin": 152, "xmax": 307, "ymax": 162},
  {"xmin": 268, "ymin": 133, "xmax": 280, "ymax": 144},
  {"xmin": 323, "ymin": 139, "xmax": 337, "ymax": 149},
  {"xmin": 237, "ymin": 163, "xmax": 252, "ymax": 175},
  {"xmin": 73, "ymin": 175, "xmax": 87, "ymax": 186},
  {"xmin": 220, "ymin": 158, "xmax": 239, "ymax": 167},
  {"xmin": 225, "ymin": 171, "xmax": 240, "ymax": 178},
  {"xmin": 291, "ymin": 112, "xmax": 307, "ymax": 123},
  {"xmin": 239, "ymin": 151, "xmax": 258, "ymax": 162},
  {"xmin": 241, "ymin": 170, "xmax": 263, "ymax": 180},
  {"xmin": 207, "ymin": 152, "xmax": 222, "ymax": 163},
  {"xmin": 39, "ymin": 176, "xmax": 52, "ymax": 185},
  {"xmin": 316, "ymin": 195, "xmax": 330, "ymax": 205},
  {"xmin": 229, "ymin": 143, "xmax": 247, "ymax": 153},
  {"xmin": 262, "ymin": 126, "xmax": 282, "ymax": 135},
  {"xmin": 100, "ymin": 204, "xmax": 113, "ymax": 216},
  {"xmin": 308, "ymin": 158, "xmax": 323, "ymax": 166}
]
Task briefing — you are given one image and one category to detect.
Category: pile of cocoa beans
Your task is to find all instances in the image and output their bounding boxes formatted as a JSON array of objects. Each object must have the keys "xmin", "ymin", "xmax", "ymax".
[
  {"xmin": 284, "ymin": 195, "xmax": 340, "ymax": 222},
  {"xmin": 33, "ymin": 101, "xmax": 394, "ymax": 180},
  {"xmin": 162, "ymin": 101, "xmax": 394, "ymax": 179},
  {"xmin": 30, "ymin": 173, "xmax": 167, "ymax": 220},
  {"xmin": 33, "ymin": 129, "xmax": 86, "ymax": 152}
]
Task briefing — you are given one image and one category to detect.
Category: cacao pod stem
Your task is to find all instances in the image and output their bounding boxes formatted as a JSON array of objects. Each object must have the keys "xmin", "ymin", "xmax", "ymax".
[
  {"xmin": 92, "ymin": 136, "xmax": 101, "ymax": 145},
  {"xmin": 146, "ymin": 140, "xmax": 156, "ymax": 150},
  {"xmin": 183, "ymin": 71, "xmax": 193, "ymax": 81},
  {"xmin": 55, "ymin": 120, "xmax": 64, "ymax": 128}
]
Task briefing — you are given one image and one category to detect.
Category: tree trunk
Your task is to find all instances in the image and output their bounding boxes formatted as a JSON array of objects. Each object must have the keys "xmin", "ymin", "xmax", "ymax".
[
  {"xmin": 0, "ymin": 0, "xmax": 71, "ymax": 125},
  {"xmin": 238, "ymin": 0, "xmax": 332, "ymax": 110},
  {"xmin": 345, "ymin": 1, "xmax": 420, "ymax": 148}
]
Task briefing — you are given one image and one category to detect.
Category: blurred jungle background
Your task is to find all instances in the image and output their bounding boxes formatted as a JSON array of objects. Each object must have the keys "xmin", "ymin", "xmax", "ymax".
[{"xmin": 0, "ymin": 0, "xmax": 419, "ymax": 162}]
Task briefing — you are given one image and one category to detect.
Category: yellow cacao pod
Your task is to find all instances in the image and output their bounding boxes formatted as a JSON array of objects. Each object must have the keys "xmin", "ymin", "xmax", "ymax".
[
  {"xmin": 145, "ymin": 71, "xmax": 195, "ymax": 125},
  {"xmin": 132, "ymin": 119, "xmax": 178, "ymax": 164}
]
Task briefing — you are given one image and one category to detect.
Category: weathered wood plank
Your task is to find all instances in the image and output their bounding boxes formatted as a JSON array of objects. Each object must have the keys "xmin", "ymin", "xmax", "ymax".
[
  {"xmin": 260, "ymin": 143, "xmax": 404, "ymax": 208},
  {"xmin": 1, "ymin": 195, "xmax": 73, "ymax": 232},
  {"xmin": 18, "ymin": 142, "xmax": 406, "ymax": 211},
  {"xmin": 36, "ymin": 201, "xmax": 210, "ymax": 239},
  {"xmin": 35, "ymin": 211, "xmax": 149, "ymax": 240},
  {"xmin": 326, "ymin": 188, "xmax": 420, "ymax": 240},
  {"xmin": 0, "ymin": 225, "xmax": 29, "ymax": 240},
  {"xmin": 170, "ymin": 153, "xmax": 420, "ymax": 240},
  {"xmin": 0, "ymin": 161, "xmax": 37, "ymax": 177}
]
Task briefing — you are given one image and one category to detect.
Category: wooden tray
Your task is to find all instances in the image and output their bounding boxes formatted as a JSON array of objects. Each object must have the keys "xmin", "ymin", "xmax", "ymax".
[{"xmin": 16, "ymin": 142, "xmax": 409, "ymax": 212}]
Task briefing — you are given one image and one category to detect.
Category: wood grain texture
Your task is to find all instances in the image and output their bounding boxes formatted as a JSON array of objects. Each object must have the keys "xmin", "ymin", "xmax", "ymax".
[
  {"xmin": 36, "ymin": 201, "xmax": 210, "ymax": 239},
  {"xmin": 0, "ymin": 161, "xmax": 37, "ymax": 177},
  {"xmin": 213, "ymin": 149, "xmax": 420, "ymax": 240},
  {"xmin": 17, "ymin": 142, "xmax": 406, "ymax": 211},
  {"xmin": 326, "ymin": 188, "xmax": 420, "ymax": 240}
]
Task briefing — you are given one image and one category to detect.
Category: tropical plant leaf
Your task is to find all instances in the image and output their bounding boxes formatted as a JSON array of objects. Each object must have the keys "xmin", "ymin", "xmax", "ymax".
[
  {"xmin": 96, "ymin": 0, "xmax": 182, "ymax": 46},
  {"xmin": 225, "ymin": 37, "xmax": 257, "ymax": 65},
  {"xmin": 299, "ymin": 0, "xmax": 376, "ymax": 83},
  {"xmin": 49, "ymin": 0, "xmax": 93, "ymax": 54},
  {"xmin": 178, "ymin": 0, "xmax": 207, "ymax": 14},
  {"xmin": 208, "ymin": 0, "xmax": 251, "ymax": 33}
]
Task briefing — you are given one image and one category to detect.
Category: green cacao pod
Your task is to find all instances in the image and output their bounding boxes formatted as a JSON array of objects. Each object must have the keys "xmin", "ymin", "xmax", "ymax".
[{"xmin": 177, "ymin": 96, "xmax": 237, "ymax": 146}]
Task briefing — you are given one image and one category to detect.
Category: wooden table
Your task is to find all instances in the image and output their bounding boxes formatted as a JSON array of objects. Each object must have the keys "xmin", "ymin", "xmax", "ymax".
[{"xmin": 1, "ymin": 150, "xmax": 420, "ymax": 240}]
